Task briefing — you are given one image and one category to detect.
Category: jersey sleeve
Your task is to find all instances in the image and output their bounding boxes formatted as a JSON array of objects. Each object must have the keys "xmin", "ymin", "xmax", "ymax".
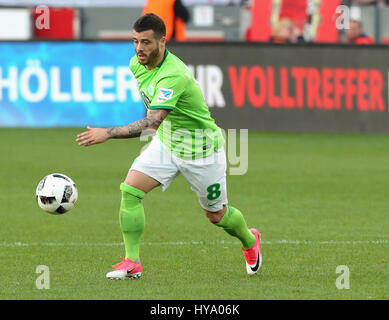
[
  {"xmin": 149, "ymin": 74, "xmax": 186, "ymax": 110},
  {"xmin": 129, "ymin": 55, "xmax": 138, "ymax": 74}
]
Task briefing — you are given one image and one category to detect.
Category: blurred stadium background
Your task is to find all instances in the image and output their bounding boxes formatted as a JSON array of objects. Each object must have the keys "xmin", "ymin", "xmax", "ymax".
[{"xmin": 1, "ymin": 0, "xmax": 389, "ymax": 131}]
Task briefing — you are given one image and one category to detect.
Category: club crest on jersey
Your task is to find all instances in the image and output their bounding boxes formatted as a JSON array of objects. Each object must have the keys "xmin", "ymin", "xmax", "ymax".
[
  {"xmin": 148, "ymin": 84, "xmax": 154, "ymax": 96},
  {"xmin": 157, "ymin": 88, "xmax": 174, "ymax": 103}
]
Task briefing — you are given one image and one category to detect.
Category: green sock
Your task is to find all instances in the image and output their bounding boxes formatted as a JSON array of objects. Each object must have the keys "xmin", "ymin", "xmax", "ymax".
[
  {"xmin": 119, "ymin": 183, "xmax": 146, "ymax": 261},
  {"xmin": 216, "ymin": 205, "xmax": 256, "ymax": 249}
]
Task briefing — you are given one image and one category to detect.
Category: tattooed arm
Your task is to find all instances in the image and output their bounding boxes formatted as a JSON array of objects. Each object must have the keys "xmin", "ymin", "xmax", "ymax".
[
  {"xmin": 76, "ymin": 109, "xmax": 170, "ymax": 146},
  {"xmin": 105, "ymin": 109, "xmax": 169, "ymax": 139}
]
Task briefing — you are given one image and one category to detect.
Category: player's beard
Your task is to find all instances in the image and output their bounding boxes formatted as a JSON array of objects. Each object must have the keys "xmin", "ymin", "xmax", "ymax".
[{"xmin": 138, "ymin": 47, "xmax": 160, "ymax": 66}]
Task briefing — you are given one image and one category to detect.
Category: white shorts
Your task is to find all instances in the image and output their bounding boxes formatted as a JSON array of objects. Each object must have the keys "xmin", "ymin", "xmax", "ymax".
[{"xmin": 130, "ymin": 136, "xmax": 228, "ymax": 212}]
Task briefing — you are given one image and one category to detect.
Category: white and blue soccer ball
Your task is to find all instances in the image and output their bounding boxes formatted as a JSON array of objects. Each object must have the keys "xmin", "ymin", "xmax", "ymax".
[{"xmin": 35, "ymin": 173, "xmax": 78, "ymax": 214}]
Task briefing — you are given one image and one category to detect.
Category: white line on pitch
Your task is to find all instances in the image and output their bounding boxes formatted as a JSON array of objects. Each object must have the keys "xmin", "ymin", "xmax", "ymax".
[{"xmin": 0, "ymin": 239, "xmax": 388, "ymax": 247}]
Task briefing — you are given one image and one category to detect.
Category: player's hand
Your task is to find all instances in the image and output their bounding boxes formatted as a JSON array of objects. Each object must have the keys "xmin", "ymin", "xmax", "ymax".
[{"xmin": 76, "ymin": 126, "xmax": 110, "ymax": 146}]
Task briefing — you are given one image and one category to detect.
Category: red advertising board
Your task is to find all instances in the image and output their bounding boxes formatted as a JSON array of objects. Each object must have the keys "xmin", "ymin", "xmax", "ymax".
[
  {"xmin": 169, "ymin": 42, "xmax": 389, "ymax": 133},
  {"xmin": 228, "ymin": 66, "xmax": 385, "ymax": 112}
]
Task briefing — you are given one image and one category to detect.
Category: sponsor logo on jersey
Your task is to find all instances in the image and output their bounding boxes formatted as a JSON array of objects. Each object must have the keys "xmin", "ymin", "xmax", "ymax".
[{"xmin": 157, "ymin": 88, "xmax": 174, "ymax": 103}]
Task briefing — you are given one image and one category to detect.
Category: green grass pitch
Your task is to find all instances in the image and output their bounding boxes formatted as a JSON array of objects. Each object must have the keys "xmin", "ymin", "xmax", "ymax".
[{"xmin": 0, "ymin": 128, "xmax": 388, "ymax": 300}]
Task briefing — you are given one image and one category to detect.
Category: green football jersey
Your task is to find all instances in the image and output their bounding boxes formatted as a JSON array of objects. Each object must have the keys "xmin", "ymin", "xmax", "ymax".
[{"xmin": 130, "ymin": 49, "xmax": 224, "ymax": 159}]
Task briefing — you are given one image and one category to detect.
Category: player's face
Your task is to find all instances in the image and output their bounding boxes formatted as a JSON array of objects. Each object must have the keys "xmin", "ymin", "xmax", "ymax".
[{"xmin": 132, "ymin": 30, "xmax": 165, "ymax": 67}]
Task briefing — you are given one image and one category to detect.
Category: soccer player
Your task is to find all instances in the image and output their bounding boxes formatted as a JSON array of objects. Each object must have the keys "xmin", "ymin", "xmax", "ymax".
[{"xmin": 76, "ymin": 13, "xmax": 262, "ymax": 279}]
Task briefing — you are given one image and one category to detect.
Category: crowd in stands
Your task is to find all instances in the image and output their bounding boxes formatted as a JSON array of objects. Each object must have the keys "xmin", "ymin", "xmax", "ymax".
[
  {"xmin": 244, "ymin": 0, "xmax": 378, "ymax": 44},
  {"xmin": 134, "ymin": 0, "xmax": 380, "ymax": 44}
]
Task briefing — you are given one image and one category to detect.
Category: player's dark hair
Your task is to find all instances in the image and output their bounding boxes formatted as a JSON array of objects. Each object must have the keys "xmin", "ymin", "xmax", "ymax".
[{"xmin": 133, "ymin": 13, "xmax": 166, "ymax": 39}]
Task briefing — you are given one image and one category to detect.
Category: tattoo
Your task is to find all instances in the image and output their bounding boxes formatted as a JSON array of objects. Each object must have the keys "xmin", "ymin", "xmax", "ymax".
[
  {"xmin": 106, "ymin": 109, "xmax": 169, "ymax": 139},
  {"xmin": 147, "ymin": 109, "xmax": 165, "ymax": 128}
]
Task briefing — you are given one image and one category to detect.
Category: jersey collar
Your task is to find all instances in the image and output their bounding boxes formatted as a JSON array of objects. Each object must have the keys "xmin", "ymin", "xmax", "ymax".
[{"xmin": 157, "ymin": 49, "xmax": 169, "ymax": 68}]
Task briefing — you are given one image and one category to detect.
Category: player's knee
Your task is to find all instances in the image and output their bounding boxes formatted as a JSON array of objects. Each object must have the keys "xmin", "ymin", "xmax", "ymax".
[
  {"xmin": 120, "ymin": 183, "xmax": 146, "ymax": 203},
  {"xmin": 204, "ymin": 206, "xmax": 226, "ymax": 224}
]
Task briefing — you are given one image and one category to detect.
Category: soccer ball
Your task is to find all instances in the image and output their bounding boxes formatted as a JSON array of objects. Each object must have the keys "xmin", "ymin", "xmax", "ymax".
[{"xmin": 35, "ymin": 173, "xmax": 78, "ymax": 214}]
